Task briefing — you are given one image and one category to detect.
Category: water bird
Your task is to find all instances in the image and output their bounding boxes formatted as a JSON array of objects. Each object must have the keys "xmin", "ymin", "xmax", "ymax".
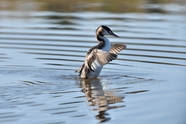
[{"xmin": 76, "ymin": 25, "xmax": 126, "ymax": 78}]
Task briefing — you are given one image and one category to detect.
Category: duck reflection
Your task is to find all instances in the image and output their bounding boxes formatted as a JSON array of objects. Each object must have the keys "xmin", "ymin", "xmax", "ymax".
[{"xmin": 80, "ymin": 78, "xmax": 125, "ymax": 122}]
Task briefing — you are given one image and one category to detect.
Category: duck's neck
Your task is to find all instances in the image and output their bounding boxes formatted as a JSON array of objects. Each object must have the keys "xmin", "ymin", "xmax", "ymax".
[{"xmin": 96, "ymin": 33, "xmax": 111, "ymax": 52}]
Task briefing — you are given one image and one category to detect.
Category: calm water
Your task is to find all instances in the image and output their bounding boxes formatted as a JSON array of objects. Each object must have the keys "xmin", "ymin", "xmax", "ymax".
[{"xmin": 0, "ymin": 0, "xmax": 186, "ymax": 124}]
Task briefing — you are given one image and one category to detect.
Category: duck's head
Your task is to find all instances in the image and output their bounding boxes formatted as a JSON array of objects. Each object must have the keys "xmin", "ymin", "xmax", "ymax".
[{"xmin": 96, "ymin": 25, "xmax": 119, "ymax": 37}]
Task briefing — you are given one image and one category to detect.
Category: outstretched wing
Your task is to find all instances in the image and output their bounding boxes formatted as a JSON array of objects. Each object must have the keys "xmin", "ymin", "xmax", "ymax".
[
  {"xmin": 109, "ymin": 44, "xmax": 126, "ymax": 54},
  {"xmin": 87, "ymin": 49, "xmax": 117, "ymax": 71}
]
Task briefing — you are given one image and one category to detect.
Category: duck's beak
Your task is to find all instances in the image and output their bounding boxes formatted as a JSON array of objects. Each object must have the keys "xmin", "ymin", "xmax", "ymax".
[{"xmin": 109, "ymin": 31, "xmax": 119, "ymax": 37}]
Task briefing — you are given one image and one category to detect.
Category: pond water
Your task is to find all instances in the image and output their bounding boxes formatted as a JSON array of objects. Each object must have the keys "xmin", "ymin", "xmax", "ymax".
[{"xmin": 0, "ymin": 0, "xmax": 186, "ymax": 124}]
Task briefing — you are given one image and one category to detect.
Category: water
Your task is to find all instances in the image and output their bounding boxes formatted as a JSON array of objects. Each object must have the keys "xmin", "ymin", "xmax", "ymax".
[{"xmin": 0, "ymin": 0, "xmax": 186, "ymax": 124}]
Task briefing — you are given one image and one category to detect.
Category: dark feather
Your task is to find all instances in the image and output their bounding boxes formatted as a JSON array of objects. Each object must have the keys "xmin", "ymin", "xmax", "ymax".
[
  {"xmin": 86, "ymin": 49, "xmax": 117, "ymax": 71},
  {"xmin": 110, "ymin": 44, "xmax": 126, "ymax": 54}
]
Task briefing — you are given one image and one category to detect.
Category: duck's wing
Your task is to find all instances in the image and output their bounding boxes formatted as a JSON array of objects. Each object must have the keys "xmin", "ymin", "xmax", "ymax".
[
  {"xmin": 75, "ymin": 43, "xmax": 103, "ymax": 74},
  {"xmin": 86, "ymin": 49, "xmax": 117, "ymax": 71},
  {"xmin": 109, "ymin": 44, "xmax": 126, "ymax": 54}
]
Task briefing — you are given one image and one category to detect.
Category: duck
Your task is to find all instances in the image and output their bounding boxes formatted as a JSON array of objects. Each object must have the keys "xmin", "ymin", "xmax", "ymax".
[{"xmin": 76, "ymin": 25, "xmax": 126, "ymax": 78}]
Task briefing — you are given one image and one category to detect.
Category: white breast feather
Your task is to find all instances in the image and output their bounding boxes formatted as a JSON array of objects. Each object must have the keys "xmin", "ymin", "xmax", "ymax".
[
  {"xmin": 91, "ymin": 59, "xmax": 101, "ymax": 70},
  {"xmin": 101, "ymin": 37, "xmax": 111, "ymax": 52}
]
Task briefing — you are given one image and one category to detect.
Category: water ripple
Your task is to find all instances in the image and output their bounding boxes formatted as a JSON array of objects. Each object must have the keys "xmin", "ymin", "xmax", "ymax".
[{"xmin": 0, "ymin": 1, "xmax": 186, "ymax": 124}]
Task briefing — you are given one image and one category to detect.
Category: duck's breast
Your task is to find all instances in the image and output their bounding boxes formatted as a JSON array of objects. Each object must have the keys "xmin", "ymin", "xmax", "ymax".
[{"xmin": 88, "ymin": 59, "xmax": 103, "ymax": 78}]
